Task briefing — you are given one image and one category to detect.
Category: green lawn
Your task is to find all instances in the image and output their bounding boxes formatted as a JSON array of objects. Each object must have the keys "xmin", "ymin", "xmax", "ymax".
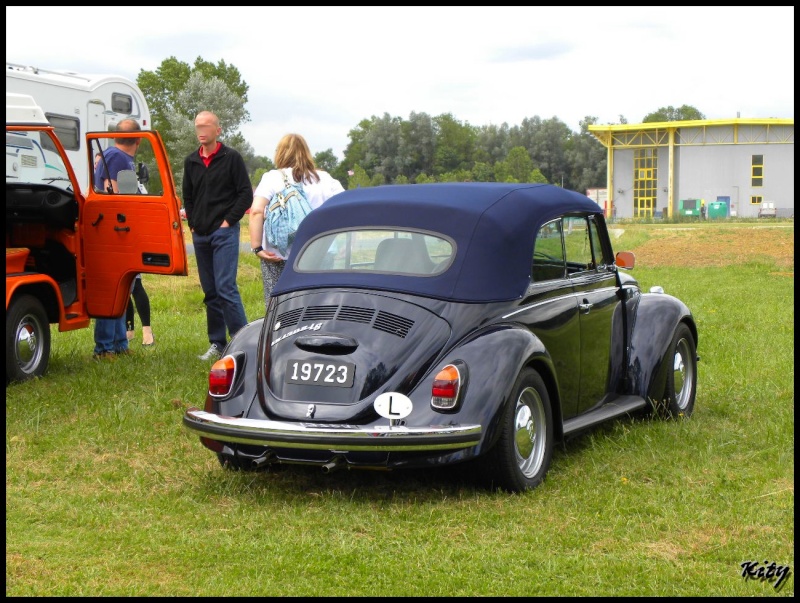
[{"xmin": 5, "ymin": 221, "xmax": 794, "ymax": 596}]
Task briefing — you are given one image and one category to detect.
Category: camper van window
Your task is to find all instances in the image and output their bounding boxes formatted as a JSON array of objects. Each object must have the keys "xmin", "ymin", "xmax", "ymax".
[
  {"xmin": 111, "ymin": 93, "xmax": 133, "ymax": 115},
  {"xmin": 39, "ymin": 131, "xmax": 59, "ymax": 154},
  {"xmin": 44, "ymin": 113, "xmax": 80, "ymax": 151}
]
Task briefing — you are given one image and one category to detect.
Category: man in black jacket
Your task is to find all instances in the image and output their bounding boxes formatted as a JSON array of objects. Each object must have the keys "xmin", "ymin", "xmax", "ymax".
[{"xmin": 183, "ymin": 111, "xmax": 251, "ymax": 360}]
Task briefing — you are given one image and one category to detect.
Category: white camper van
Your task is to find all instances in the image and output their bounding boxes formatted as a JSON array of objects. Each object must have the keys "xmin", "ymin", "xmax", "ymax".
[{"xmin": 6, "ymin": 62, "xmax": 151, "ymax": 193}]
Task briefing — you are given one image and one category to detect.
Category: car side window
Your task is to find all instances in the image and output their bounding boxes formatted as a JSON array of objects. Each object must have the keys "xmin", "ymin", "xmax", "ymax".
[
  {"xmin": 532, "ymin": 218, "xmax": 566, "ymax": 282},
  {"xmin": 563, "ymin": 216, "xmax": 594, "ymax": 274},
  {"xmin": 587, "ymin": 217, "xmax": 607, "ymax": 268}
]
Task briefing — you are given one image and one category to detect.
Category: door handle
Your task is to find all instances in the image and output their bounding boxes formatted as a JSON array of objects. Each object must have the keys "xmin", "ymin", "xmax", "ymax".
[{"xmin": 579, "ymin": 301, "xmax": 593, "ymax": 313}]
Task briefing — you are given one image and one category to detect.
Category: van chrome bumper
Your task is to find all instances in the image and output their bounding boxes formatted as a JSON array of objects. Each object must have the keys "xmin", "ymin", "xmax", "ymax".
[{"xmin": 183, "ymin": 408, "xmax": 482, "ymax": 452}]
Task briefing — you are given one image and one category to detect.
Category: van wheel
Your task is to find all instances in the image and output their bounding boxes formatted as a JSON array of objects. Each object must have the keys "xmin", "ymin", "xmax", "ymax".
[{"xmin": 6, "ymin": 295, "xmax": 50, "ymax": 383}]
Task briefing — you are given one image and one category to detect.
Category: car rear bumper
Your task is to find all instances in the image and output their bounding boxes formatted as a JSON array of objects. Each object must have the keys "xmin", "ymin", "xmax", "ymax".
[{"xmin": 183, "ymin": 408, "xmax": 482, "ymax": 452}]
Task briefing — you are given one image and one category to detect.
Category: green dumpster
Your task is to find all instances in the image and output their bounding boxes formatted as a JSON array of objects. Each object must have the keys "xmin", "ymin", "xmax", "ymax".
[
  {"xmin": 678, "ymin": 199, "xmax": 701, "ymax": 217},
  {"xmin": 708, "ymin": 201, "xmax": 728, "ymax": 219}
]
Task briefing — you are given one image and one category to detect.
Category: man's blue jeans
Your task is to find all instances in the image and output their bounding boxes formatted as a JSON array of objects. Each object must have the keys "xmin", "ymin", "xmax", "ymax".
[
  {"xmin": 94, "ymin": 316, "xmax": 128, "ymax": 354},
  {"xmin": 192, "ymin": 224, "xmax": 248, "ymax": 349}
]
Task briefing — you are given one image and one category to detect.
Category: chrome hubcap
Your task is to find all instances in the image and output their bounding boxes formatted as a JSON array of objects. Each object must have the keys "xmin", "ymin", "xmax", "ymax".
[
  {"xmin": 513, "ymin": 387, "xmax": 546, "ymax": 478},
  {"xmin": 15, "ymin": 316, "xmax": 42, "ymax": 374},
  {"xmin": 672, "ymin": 337, "xmax": 694, "ymax": 411}
]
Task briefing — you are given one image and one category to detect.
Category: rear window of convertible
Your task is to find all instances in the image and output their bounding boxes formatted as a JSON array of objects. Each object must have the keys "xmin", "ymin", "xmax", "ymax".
[{"xmin": 296, "ymin": 229, "xmax": 454, "ymax": 276}]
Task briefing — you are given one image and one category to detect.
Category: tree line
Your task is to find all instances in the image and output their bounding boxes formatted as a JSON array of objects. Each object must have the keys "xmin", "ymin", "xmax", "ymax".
[{"xmin": 137, "ymin": 56, "xmax": 704, "ymax": 193}]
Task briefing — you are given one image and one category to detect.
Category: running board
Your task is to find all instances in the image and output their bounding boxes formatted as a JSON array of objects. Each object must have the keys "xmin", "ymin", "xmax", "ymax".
[{"xmin": 562, "ymin": 395, "xmax": 648, "ymax": 437}]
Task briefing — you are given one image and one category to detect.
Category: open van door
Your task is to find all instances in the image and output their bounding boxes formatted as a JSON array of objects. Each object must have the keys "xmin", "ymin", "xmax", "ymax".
[{"xmin": 82, "ymin": 129, "xmax": 187, "ymax": 318}]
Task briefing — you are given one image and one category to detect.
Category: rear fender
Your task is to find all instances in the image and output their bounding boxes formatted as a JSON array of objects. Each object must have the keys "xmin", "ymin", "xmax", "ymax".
[
  {"xmin": 629, "ymin": 293, "xmax": 697, "ymax": 401},
  {"xmin": 409, "ymin": 324, "xmax": 552, "ymax": 455},
  {"xmin": 202, "ymin": 319, "xmax": 263, "ymax": 416}
]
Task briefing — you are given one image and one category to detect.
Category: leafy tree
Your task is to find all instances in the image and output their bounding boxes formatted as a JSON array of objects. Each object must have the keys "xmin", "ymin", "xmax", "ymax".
[
  {"xmin": 493, "ymin": 161, "xmax": 514, "ymax": 183},
  {"xmin": 340, "ymin": 119, "xmax": 372, "ymax": 181},
  {"xmin": 433, "ymin": 113, "xmax": 477, "ymax": 176},
  {"xmin": 394, "ymin": 174, "xmax": 410, "ymax": 185},
  {"xmin": 252, "ymin": 168, "xmax": 269, "ymax": 188},
  {"xmin": 475, "ymin": 123, "xmax": 511, "ymax": 165},
  {"xmin": 505, "ymin": 147, "xmax": 534, "ymax": 182},
  {"xmin": 642, "ymin": 105, "xmax": 705, "ymax": 122},
  {"xmin": 314, "ymin": 149, "xmax": 338, "ymax": 174},
  {"xmin": 398, "ymin": 112, "xmax": 436, "ymax": 180},
  {"xmin": 415, "ymin": 172, "xmax": 436, "ymax": 184},
  {"xmin": 528, "ymin": 168, "xmax": 548, "ymax": 184},
  {"xmin": 363, "ymin": 113, "xmax": 403, "ymax": 181},
  {"xmin": 370, "ymin": 173, "xmax": 386, "ymax": 187},
  {"xmin": 565, "ymin": 116, "xmax": 608, "ymax": 193},
  {"xmin": 347, "ymin": 164, "xmax": 371, "ymax": 189},
  {"xmin": 136, "ymin": 57, "xmax": 190, "ymax": 142},
  {"xmin": 138, "ymin": 56, "xmax": 249, "ymax": 145},
  {"xmin": 437, "ymin": 169, "xmax": 473, "ymax": 182},
  {"xmin": 250, "ymin": 155, "xmax": 275, "ymax": 174},
  {"xmin": 528, "ymin": 117, "xmax": 572, "ymax": 186},
  {"xmin": 470, "ymin": 161, "xmax": 494, "ymax": 182}
]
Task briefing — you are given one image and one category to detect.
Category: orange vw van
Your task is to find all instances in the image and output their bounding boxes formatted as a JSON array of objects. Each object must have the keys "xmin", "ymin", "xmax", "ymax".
[{"xmin": 6, "ymin": 92, "xmax": 187, "ymax": 382}]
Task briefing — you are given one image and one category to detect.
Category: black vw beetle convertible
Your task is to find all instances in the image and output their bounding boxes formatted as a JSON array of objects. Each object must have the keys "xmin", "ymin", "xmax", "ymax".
[{"xmin": 184, "ymin": 183, "xmax": 698, "ymax": 492}]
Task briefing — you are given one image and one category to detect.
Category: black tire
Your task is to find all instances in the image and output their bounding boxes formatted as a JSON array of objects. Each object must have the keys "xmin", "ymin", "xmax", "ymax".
[
  {"xmin": 657, "ymin": 323, "xmax": 697, "ymax": 419},
  {"xmin": 6, "ymin": 294, "xmax": 51, "ymax": 383},
  {"xmin": 483, "ymin": 368, "xmax": 554, "ymax": 493}
]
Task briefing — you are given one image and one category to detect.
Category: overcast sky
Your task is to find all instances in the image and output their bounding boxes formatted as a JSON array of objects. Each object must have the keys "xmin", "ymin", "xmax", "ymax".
[{"xmin": 6, "ymin": 6, "xmax": 794, "ymax": 161}]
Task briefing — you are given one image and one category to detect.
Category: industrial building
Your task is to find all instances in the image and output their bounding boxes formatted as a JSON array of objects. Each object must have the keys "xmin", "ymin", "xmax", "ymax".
[{"xmin": 589, "ymin": 118, "xmax": 794, "ymax": 219}]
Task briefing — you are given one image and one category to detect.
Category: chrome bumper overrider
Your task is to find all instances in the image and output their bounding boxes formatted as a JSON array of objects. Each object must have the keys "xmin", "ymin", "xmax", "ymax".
[{"xmin": 183, "ymin": 408, "xmax": 482, "ymax": 452}]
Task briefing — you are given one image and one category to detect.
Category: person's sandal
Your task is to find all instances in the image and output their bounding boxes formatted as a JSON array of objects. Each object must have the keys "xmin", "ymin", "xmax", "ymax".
[{"xmin": 142, "ymin": 326, "xmax": 155, "ymax": 347}]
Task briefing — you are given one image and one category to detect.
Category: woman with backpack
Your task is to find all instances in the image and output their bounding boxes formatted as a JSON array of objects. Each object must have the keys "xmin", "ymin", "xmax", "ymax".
[{"xmin": 250, "ymin": 133, "xmax": 345, "ymax": 309}]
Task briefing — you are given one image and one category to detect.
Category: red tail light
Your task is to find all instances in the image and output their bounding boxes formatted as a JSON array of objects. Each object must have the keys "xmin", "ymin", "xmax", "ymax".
[
  {"xmin": 431, "ymin": 364, "xmax": 461, "ymax": 410},
  {"xmin": 209, "ymin": 355, "xmax": 236, "ymax": 397}
]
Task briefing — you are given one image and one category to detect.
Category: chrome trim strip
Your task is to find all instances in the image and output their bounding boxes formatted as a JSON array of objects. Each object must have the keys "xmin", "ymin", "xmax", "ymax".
[
  {"xmin": 503, "ymin": 291, "xmax": 575, "ymax": 319},
  {"xmin": 504, "ymin": 286, "xmax": 618, "ymax": 320},
  {"xmin": 183, "ymin": 408, "xmax": 482, "ymax": 452}
]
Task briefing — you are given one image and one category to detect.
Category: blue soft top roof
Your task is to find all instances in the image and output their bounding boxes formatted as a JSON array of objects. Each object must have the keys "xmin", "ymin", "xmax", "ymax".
[{"xmin": 274, "ymin": 182, "xmax": 603, "ymax": 303}]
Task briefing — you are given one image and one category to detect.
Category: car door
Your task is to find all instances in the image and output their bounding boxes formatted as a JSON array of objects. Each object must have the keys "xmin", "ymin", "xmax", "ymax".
[
  {"xmin": 564, "ymin": 214, "xmax": 619, "ymax": 416},
  {"xmin": 81, "ymin": 130, "xmax": 187, "ymax": 318},
  {"xmin": 526, "ymin": 217, "xmax": 582, "ymax": 417}
]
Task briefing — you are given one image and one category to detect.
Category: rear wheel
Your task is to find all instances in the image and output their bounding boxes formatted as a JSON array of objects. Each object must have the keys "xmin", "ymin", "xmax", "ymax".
[
  {"xmin": 483, "ymin": 368, "xmax": 553, "ymax": 492},
  {"xmin": 657, "ymin": 323, "xmax": 697, "ymax": 419},
  {"xmin": 6, "ymin": 295, "xmax": 51, "ymax": 383}
]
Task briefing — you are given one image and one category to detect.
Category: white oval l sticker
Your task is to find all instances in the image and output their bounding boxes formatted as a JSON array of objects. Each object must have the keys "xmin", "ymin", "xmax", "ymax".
[{"xmin": 374, "ymin": 392, "xmax": 413, "ymax": 420}]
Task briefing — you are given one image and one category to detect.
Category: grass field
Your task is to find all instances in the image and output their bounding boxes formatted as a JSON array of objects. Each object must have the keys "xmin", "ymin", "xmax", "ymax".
[{"xmin": 5, "ymin": 219, "xmax": 794, "ymax": 596}]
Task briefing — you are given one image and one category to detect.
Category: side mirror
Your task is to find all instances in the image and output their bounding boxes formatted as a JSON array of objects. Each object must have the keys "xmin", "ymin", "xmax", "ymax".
[
  {"xmin": 117, "ymin": 170, "xmax": 139, "ymax": 194},
  {"xmin": 615, "ymin": 251, "xmax": 636, "ymax": 269}
]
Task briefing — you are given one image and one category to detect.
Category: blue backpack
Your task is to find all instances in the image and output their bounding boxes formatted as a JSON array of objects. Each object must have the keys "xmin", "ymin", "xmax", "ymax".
[{"xmin": 266, "ymin": 170, "xmax": 314, "ymax": 256}]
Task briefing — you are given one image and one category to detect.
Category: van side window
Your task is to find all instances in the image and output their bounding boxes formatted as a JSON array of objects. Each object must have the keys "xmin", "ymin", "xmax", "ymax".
[
  {"xmin": 44, "ymin": 113, "xmax": 80, "ymax": 151},
  {"xmin": 111, "ymin": 93, "xmax": 133, "ymax": 115}
]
